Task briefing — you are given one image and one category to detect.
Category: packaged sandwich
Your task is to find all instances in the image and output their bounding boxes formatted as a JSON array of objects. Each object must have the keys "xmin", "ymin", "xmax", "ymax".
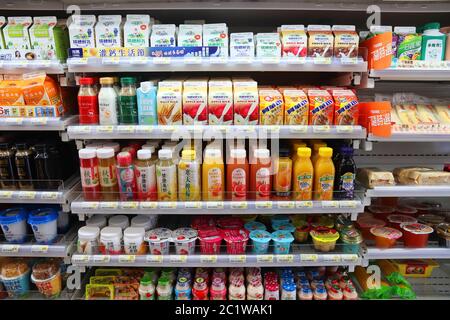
[
  {"xmin": 393, "ymin": 167, "xmax": 433, "ymax": 184},
  {"xmin": 357, "ymin": 167, "xmax": 395, "ymax": 188}
]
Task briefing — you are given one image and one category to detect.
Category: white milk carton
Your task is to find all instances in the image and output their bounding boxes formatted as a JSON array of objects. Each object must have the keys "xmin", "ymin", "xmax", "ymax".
[
  {"xmin": 3, "ymin": 17, "xmax": 32, "ymax": 50},
  {"xmin": 67, "ymin": 15, "xmax": 96, "ymax": 49},
  {"xmin": 151, "ymin": 24, "xmax": 176, "ymax": 47},
  {"xmin": 124, "ymin": 15, "xmax": 150, "ymax": 47},
  {"xmin": 208, "ymin": 78, "xmax": 233, "ymax": 125},
  {"xmin": 0, "ymin": 17, "xmax": 5, "ymax": 49},
  {"xmin": 178, "ymin": 24, "xmax": 202, "ymax": 47},
  {"xmin": 256, "ymin": 33, "xmax": 281, "ymax": 58},
  {"xmin": 230, "ymin": 32, "xmax": 254, "ymax": 58},
  {"xmin": 182, "ymin": 79, "xmax": 208, "ymax": 124},
  {"xmin": 279, "ymin": 25, "xmax": 307, "ymax": 59},
  {"xmin": 95, "ymin": 15, "xmax": 123, "ymax": 48},
  {"xmin": 203, "ymin": 23, "xmax": 228, "ymax": 57}
]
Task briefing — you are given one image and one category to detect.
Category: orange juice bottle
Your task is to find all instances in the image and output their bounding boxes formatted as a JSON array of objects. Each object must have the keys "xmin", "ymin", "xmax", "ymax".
[
  {"xmin": 250, "ymin": 149, "xmax": 272, "ymax": 201},
  {"xmin": 273, "ymin": 148, "xmax": 292, "ymax": 199},
  {"xmin": 291, "ymin": 140, "xmax": 306, "ymax": 163},
  {"xmin": 293, "ymin": 147, "xmax": 313, "ymax": 201},
  {"xmin": 226, "ymin": 148, "xmax": 249, "ymax": 201},
  {"xmin": 313, "ymin": 147, "xmax": 335, "ymax": 200},
  {"xmin": 202, "ymin": 148, "xmax": 225, "ymax": 201},
  {"xmin": 311, "ymin": 141, "xmax": 327, "ymax": 167}
]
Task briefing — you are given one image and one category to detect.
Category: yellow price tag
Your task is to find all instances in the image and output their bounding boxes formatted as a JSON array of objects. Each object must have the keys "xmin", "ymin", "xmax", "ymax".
[
  {"xmin": 313, "ymin": 125, "xmax": 331, "ymax": 133},
  {"xmin": 300, "ymin": 254, "xmax": 318, "ymax": 262},
  {"xmin": 170, "ymin": 255, "xmax": 188, "ymax": 263},
  {"xmin": 30, "ymin": 118, "xmax": 47, "ymax": 125},
  {"xmin": 230, "ymin": 201, "xmax": 248, "ymax": 209},
  {"xmin": 200, "ymin": 255, "xmax": 218, "ymax": 264},
  {"xmin": 229, "ymin": 255, "xmax": 247, "ymax": 263},
  {"xmin": 277, "ymin": 201, "xmax": 295, "ymax": 209},
  {"xmin": 276, "ymin": 254, "xmax": 294, "ymax": 263},
  {"xmin": 100, "ymin": 202, "xmax": 119, "ymax": 209},
  {"xmin": 76, "ymin": 126, "xmax": 92, "ymax": 133},
  {"xmin": 339, "ymin": 200, "xmax": 358, "ymax": 208},
  {"xmin": 120, "ymin": 202, "xmax": 139, "ymax": 209},
  {"xmin": 206, "ymin": 201, "xmax": 224, "ymax": 209},
  {"xmin": 289, "ymin": 125, "xmax": 308, "ymax": 133},
  {"xmin": 336, "ymin": 126, "xmax": 354, "ymax": 133},
  {"xmin": 140, "ymin": 202, "xmax": 158, "ymax": 209},
  {"xmin": 81, "ymin": 202, "xmax": 99, "ymax": 209},
  {"xmin": 159, "ymin": 202, "xmax": 177, "ymax": 209},
  {"xmin": 92, "ymin": 255, "xmax": 111, "ymax": 263},
  {"xmin": 322, "ymin": 201, "xmax": 339, "ymax": 208},
  {"xmin": 342, "ymin": 254, "xmax": 359, "ymax": 263},
  {"xmin": 256, "ymin": 255, "xmax": 274, "ymax": 263},
  {"xmin": 31, "ymin": 245, "xmax": 49, "ymax": 253},
  {"xmin": 161, "ymin": 126, "xmax": 175, "ymax": 133},
  {"xmin": 117, "ymin": 126, "xmax": 135, "ymax": 133},
  {"xmin": 1, "ymin": 245, "xmax": 20, "ymax": 253},
  {"xmin": 296, "ymin": 201, "xmax": 313, "ymax": 208},
  {"xmin": 41, "ymin": 192, "xmax": 59, "ymax": 200},
  {"xmin": 153, "ymin": 57, "xmax": 171, "ymax": 64},
  {"xmin": 0, "ymin": 191, "xmax": 13, "ymax": 199},
  {"xmin": 19, "ymin": 191, "xmax": 36, "ymax": 200},
  {"xmin": 185, "ymin": 202, "xmax": 202, "ymax": 209},
  {"xmin": 323, "ymin": 255, "xmax": 341, "ymax": 263},
  {"xmin": 146, "ymin": 255, "xmax": 163, "ymax": 263},
  {"xmin": 97, "ymin": 126, "xmax": 114, "ymax": 133},
  {"xmin": 72, "ymin": 255, "xmax": 89, "ymax": 264},
  {"xmin": 118, "ymin": 255, "xmax": 136, "ymax": 263}
]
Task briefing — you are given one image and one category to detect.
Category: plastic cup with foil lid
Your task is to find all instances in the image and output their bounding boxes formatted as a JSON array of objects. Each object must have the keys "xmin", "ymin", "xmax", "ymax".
[
  {"xmin": 294, "ymin": 223, "xmax": 311, "ymax": 243},
  {"xmin": 340, "ymin": 228, "xmax": 362, "ymax": 254},
  {"xmin": 312, "ymin": 215, "xmax": 335, "ymax": 229},
  {"xmin": 417, "ymin": 214, "xmax": 445, "ymax": 228},
  {"xmin": 356, "ymin": 217, "xmax": 386, "ymax": 241},
  {"xmin": 0, "ymin": 207, "xmax": 28, "ymax": 243},
  {"xmin": 436, "ymin": 223, "xmax": 450, "ymax": 248},
  {"xmin": 249, "ymin": 230, "xmax": 271, "ymax": 254},
  {"xmin": 272, "ymin": 222, "xmax": 296, "ymax": 233},
  {"xmin": 310, "ymin": 227, "xmax": 340, "ymax": 252},
  {"xmin": 145, "ymin": 228, "xmax": 173, "ymax": 255},
  {"xmin": 370, "ymin": 226, "xmax": 402, "ymax": 248},
  {"xmin": 27, "ymin": 208, "xmax": 58, "ymax": 244},
  {"xmin": 367, "ymin": 205, "xmax": 395, "ymax": 220},
  {"xmin": 244, "ymin": 221, "xmax": 267, "ymax": 232},
  {"xmin": 400, "ymin": 223, "xmax": 434, "ymax": 248},
  {"xmin": 402, "ymin": 201, "xmax": 434, "ymax": 214},
  {"xmin": 31, "ymin": 261, "xmax": 62, "ymax": 298},
  {"xmin": 172, "ymin": 227, "xmax": 198, "ymax": 255},
  {"xmin": 198, "ymin": 227, "xmax": 223, "ymax": 254},
  {"xmin": 223, "ymin": 229, "xmax": 249, "ymax": 254},
  {"xmin": 1, "ymin": 261, "xmax": 30, "ymax": 298},
  {"xmin": 394, "ymin": 205, "xmax": 418, "ymax": 217},
  {"xmin": 271, "ymin": 230, "xmax": 294, "ymax": 254},
  {"xmin": 271, "ymin": 215, "xmax": 290, "ymax": 225},
  {"xmin": 387, "ymin": 214, "xmax": 417, "ymax": 232}
]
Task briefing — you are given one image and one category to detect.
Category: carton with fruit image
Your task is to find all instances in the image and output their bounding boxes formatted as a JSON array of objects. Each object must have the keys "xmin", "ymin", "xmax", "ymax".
[
  {"xmin": 124, "ymin": 15, "xmax": 150, "ymax": 47},
  {"xmin": 208, "ymin": 78, "xmax": 233, "ymax": 125},
  {"xmin": 151, "ymin": 24, "xmax": 176, "ymax": 47},
  {"xmin": 182, "ymin": 79, "xmax": 208, "ymax": 125},
  {"xmin": 233, "ymin": 79, "xmax": 259, "ymax": 125},
  {"xmin": 178, "ymin": 24, "xmax": 202, "ymax": 47},
  {"xmin": 67, "ymin": 15, "xmax": 96, "ymax": 49},
  {"xmin": 279, "ymin": 25, "xmax": 307, "ymax": 60},
  {"xmin": 284, "ymin": 89, "xmax": 309, "ymax": 125},
  {"xmin": 308, "ymin": 89, "xmax": 334, "ymax": 125},
  {"xmin": 157, "ymin": 81, "xmax": 183, "ymax": 125},
  {"xmin": 203, "ymin": 23, "xmax": 228, "ymax": 57},
  {"xmin": 259, "ymin": 89, "xmax": 284, "ymax": 125},
  {"xmin": 332, "ymin": 89, "xmax": 359, "ymax": 125},
  {"xmin": 95, "ymin": 15, "xmax": 123, "ymax": 48},
  {"xmin": 3, "ymin": 16, "xmax": 32, "ymax": 50}
]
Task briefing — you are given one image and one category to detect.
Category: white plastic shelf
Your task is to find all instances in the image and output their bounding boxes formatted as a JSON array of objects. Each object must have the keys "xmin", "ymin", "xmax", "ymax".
[
  {"xmin": 368, "ymin": 132, "xmax": 450, "ymax": 142},
  {"xmin": 67, "ymin": 56, "xmax": 367, "ymax": 73},
  {"xmin": 364, "ymin": 246, "xmax": 450, "ymax": 260},
  {"xmin": 67, "ymin": 125, "xmax": 366, "ymax": 140},
  {"xmin": 409, "ymin": 264, "xmax": 450, "ymax": 300},
  {"xmin": 369, "ymin": 68, "xmax": 450, "ymax": 81},
  {"xmin": 0, "ymin": 60, "xmax": 66, "ymax": 75},
  {"xmin": 365, "ymin": 185, "xmax": 450, "ymax": 198},
  {"xmin": 0, "ymin": 115, "xmax": 78, "ymax": 131}
]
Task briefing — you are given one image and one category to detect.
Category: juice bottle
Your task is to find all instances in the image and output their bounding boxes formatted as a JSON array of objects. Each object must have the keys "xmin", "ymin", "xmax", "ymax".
[
  {"xmin": 291, "ymin": 141, "xmax": 306, "ymax": 164},
  {"xmin": 334, "ymin": 146, "xmax": 356, "ymax": 200},
  {"xmin": 227, "ymin": 149, "xmax": 249, "ymax": 201},
  {"xmin": 78, "ymin": 148, "xmax": 101, "ymax": 200},
  {"xmin": 135, "ymin": 149, "xmax": 157, "ymax": 201},
  {"xmin": 98, "ymin": 77, "xmax": 119, "ymax": 125},
  {"xmin": 202, "ymin": 149, "xmax": 225, "ymax": 201},
  {"xmin": 15, "ymin": 143, "xmax": 35, "ymax": 191},
  {"xmin": 311, "ymin": 142, "xmax": 327, "ymax": 167},
  {"xmin": 156, "ymin": 149, "xmax": 177, "ymax": 201},
  {"xmin": 250, "ymin": 149, "xmax": 272, "ymax": 201},
  {"xmin": 96, "ymin": 148, "xmax": 118, "ymax": 200},
  {"xmin": 313, "ymin": 147, "xmax": 335, "ymax": 201},
  {"xmin": 119, "ymin": 77, "xmax": 138, "ymax": 124},
  {"xmin": 293, "ymin": 147, "xmax": 313, "ymax": 201},
  {"xmin": 178, "ymin": 149, "xmax": 201, "ymax": 201},
  {"xmin": 273, "ymin": 148, "xmax": 292, "ymax": 198},
  {"xmin": 0, "ymin": 143, "xmax": 16, "ymax": 189},
  {"xmin": 116, "ymin": 151, "xmax": 137, "ymax": 201},
  {"xmin": 78, "ymin": 77, "xmax": 99, "ymax": 124}
]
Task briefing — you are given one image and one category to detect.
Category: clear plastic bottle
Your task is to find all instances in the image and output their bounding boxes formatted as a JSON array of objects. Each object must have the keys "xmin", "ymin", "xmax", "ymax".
[
  {"xmin": 139, "ymin": 276, "xmax": 155, "ymax": 300},
  {"xmin": 96, "ymin": 148, "xmax": 118, "ymax": 200},
  {"xmin": 202, "ymin": 148, "xmax": 224, "ymax": 201},
  {"xmin": 116, "ymin": 151, "xmax": 137, "ymax": 201},
  {"xmin": 135, "ymin": 149, "xmax": 157, "ymax": 201},
  {"xmin": 156, "ymin": 149, "xmax": 177, "ymax": 201},
  {"xmin": 0, "ymin": 143, "xmax": 16, "ymax": 189},
  {"xmin": 98, "ymin": 77, "xmax": 119, "ymax": 125},
  {"xmin": 156, "ymin": 276, "xmax": 173, "ymax": 300},
  {"xmin": 178, "ymin": 149, "xmax": 201, "ymax": 201},
  {"xmin": 15, "ymin": 143, "xmax": 35, "ymax": 190}
]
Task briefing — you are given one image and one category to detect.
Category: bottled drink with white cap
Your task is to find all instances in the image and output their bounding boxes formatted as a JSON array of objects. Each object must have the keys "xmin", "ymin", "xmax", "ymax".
[
  {"xmin": 156, "ymin": 149, "xmax": 177, "ymax": 201},
  {"xmin": 135, "ymin": 149, "xmax": 157, "ymax": 201},
  {"xmin": 178, "ymin": 149, "xmax": 201, "ymax": 201}
]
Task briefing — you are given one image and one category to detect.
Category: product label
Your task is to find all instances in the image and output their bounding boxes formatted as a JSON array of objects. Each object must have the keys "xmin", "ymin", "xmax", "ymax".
[
  {"xmin": 78, "ymin": 95, "xmax": 99, "ymax": 123},
  {"xmin": 284, "ymin": 90, "xmax": 309, "ymax": 125},
  {"xmin": 117, "ymin": 167, "xmax": 135, "ymax": 200},
  {"xmin": 136, "ymin": 164, "xmax": 157, "ymax": 201},
  {"xmin": 98, "ymin": 164, "xmax": 117, "ymax": 187},
  {"xmin": 178, "ymin": 162, "xmax": 200, "ymax": 201},
  {"xmin": 255, "ymin": 167, "xmax": 271, "ymax": 200},
  {"xmin": 207, "ymin": 168, "xmax": 223, "ymax": 199},
  {"xmin": 80, "ymin": 166, "xmax": 99, "ymax": 187},
  {"xmin": 156, "ymin": 165, "xmax": 177, "ymax": 201},
  {"xmin": 99, "ymin": 94, "xmax": 118, "ymax": 125},
  {"xmin": 295, "ymin": 172, "xmax": 312, "ymax": 200},
  {"xmin": 317, "ymin": 174, "xmax": 334, "ymax": 200},
  {"xmin": 231, "ymin": 168, "xmax": 247, "ymax": 200},
  {"xmin": 119, "ymin": 95, "xmax": 138, "ymax": 123},
  {"xmin": 259, "ymin": 90, "xmax": 284, "ymax": 125},
  {"xmin": 339, "ymin": 172, "xmax": 355, "ymax": 198}
]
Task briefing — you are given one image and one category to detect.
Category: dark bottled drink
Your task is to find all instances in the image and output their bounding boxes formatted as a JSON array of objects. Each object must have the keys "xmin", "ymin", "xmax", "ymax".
[
  {"xmin": 15, "ymin": 143, "xmax": 35, "ymax": 190},
  {"xmin": 0, "ymin": 143, "xmax": 17, "ymax": 189},
  {"xmin": 335, "ymin": 146, "xmax": 356, "ymax": 200}
]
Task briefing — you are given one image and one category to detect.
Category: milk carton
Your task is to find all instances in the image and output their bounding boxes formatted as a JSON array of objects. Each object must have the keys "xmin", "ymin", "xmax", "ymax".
[
  {"xmin": 0, "ymin": 17, "xmax": 5, "ymax": 49},
  {"xmin": 280, "ymin": 25, "xmax": 307, "ymax": 59},
  {"xmin": 67, "ymin": 15, "xmax": 96, "ymax": 49},
  {"xmin": 124, "ymin": 15, "xmax": 150, "ymax": 47},
  {"xmin": 178, "ymin": 24, "xmax": 202, "ymax": 47},
  {"xmin": 230, "ymin": 32, "xmax": 254, "ymax": 58},
  {"xmin": 3, "ymin": 17, "xmax": 32, "ymax": 50},
  {"xmin": 157, "ymin": 81, "xmax": 183, "ymax": 125},
  {"xmin": 233, "ymin": 79, "xmax": 258, "ymax": 125},
  {"xmin": 208, "ymin": 78, "xmax": 233, "ymax": 125},
  {"xmin": 203, "ymin": 23, "xmax": 228, "ymax": 57},
  {"xmin": 95, "ymin": 15, "xmax": 123, "ymax": 48},
  {"xmin": 255, "ymin": 33, "xmax": 281, "ymax": 58},
  {"xmin": 29, "ymin": 16, "xmax": 69, "ymax": 61},
  {"xmin": 151, "ymin": 24, "xmax": 176, "ymax": 47},
  {"xmin": 182, "ymin": 80, "xmax": 208, "ymax": 124}
]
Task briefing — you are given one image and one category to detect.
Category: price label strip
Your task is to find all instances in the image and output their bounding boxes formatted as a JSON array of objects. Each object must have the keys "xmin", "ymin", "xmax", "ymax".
[
  {"xmin": 140, "ymin": 202, "xmax": 158, "ymax": 209},
  {"xmin": 100, "ymin": 202, "xmax": 119, "ymax": 209},
  {"xmin": 117, "ymin": 126, "xmax": 136, "ymax": 134},
  {"xmin": 97, "ymin": 126, "xmax": 114, "ymax": 133},
  {"xmin": 0, "ymin": 191, "xmax": 14, "ymax": 199},
  {"xmin": 322, "ymin": 201, "xmax": 339, "ymax": 209},
  {"xmin": 277, "ymin": 201, "xmax": 295, "ymax": 209},
  {"xmin": 323, "ymin": 254, "xmax": 342, "ymax": 263},
  {"xmin": 146, "ymin": 255, "xmax": 163, "ymax": 264},
  {"xmin": 313, "ymin": 125, "xmax": 331, "ymax": 133},
  {"xmin": 256, "ymin": 255, "xmax": 274, "ymax": 263},
  {"xmin": 159, "ymin": 202, "xmax": 177, "ymax": 209},
  {"xmin": 102, "ymin": 57, "xmax": 120, "ymax": 65},
  {"xmin": 18, "ymin": 191, "xmax": 36, "ymax": 200},
  {"xmin": 229, "ymin": 255, "xmax": 247, "ymax": 263},
  {"xmin": 92, "ymin": 255, "xmax": 111, "ymax": 263},
  {"xmin": 296, "ymin": 201, "xmax": 313, "ymax": 208},
  {"xmin": 289, "ymin": 125, "xmax": 308, "ymax": 133},
  {"xmin": 41, "ymin": 192, "xmax": 59, "ymax": 200},
  {"xmin": 206, "ymin": 202, "xmax": 224, "ymax": 209},
  {"xmin": 136, "ymin": 126, "xmax": 153, "ymax": 134},
  {"xmin": 300, "ymin": 254, "xmax": 318, "ymax": 262},
  {"xmin": 341, "ymin": 254, "xmax": 359, "ymax": 263},
  {"xmin": 72, "ymin": 255, "xmax": 90, "ymax": 264},
  {"xmin": 336, "ymin": 125, "xmax": 354, "ymax": 133},
  {"xmin": 120, "ymin": 202, "xmax": 139, "ymax": 210},
  {"xmin": 1, "ymin": 244, "xmax": 20, "ymax": 253},
  {"xmin": 75, "ymin": 126, "xmax": 92, "ymax": 134},
  {"xmin": 118, "ymin": 255, "xmax": 136, "ymax": 263},
  {"xmin": 30, "ymin": 118, "xmax": 47, "ymax": 125},
  {"xmin": 200, "ymin": 255, "xmax": 218, "ymax": 264},
  {"xmin": 81, "ymin": 202, "xmax": 99, "ymax": 210},
  {"xmin": 153, "ymin": 57, "xmax": 171, "ymax": 64},
  {"xmin": 185, "ymin": 202, "xmax": 202, "ymax": 209},
  {"xmin": 230, "ymin": 201, "xmax": 248, "ymax": 209},
  {"xmin": 4, "ymin": 118, "xmax": 23, "ymax": 125},
  {"xmin": 339, "ymin": 200, "xmax": 358, "ymax": 208},
  {"xmin": 170, "ymin": 255, "xmax": 188, "ymax": 263},
  {"xmin": 255, "ymin": 201, "xmax": 273, "ymax": 209}
]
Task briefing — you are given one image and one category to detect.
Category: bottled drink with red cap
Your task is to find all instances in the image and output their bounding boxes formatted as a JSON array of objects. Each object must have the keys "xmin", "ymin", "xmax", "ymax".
[
  {"xmin": 116, "ymin": 151, "xmax": 137, "ymax": 201},
  {"xmin": 78, "ymin": 77, "xmax": 99, "ymax": 124},
  {"xmin": 78, "ymin": 148, "xmax": 101, "ymax": 200}
]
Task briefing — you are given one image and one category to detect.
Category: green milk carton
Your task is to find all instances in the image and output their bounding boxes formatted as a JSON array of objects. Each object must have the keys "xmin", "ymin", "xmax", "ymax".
[
  {"xmin": 3, "ymin": 16, "xmax": 32, "ymax": 50},
  {"xmin": 420, "ymin": 22, "xmax": 446, "ymax": 62},
  {"xmin": 29, "ymin": 16, "xmax": 69, "ymax": 61}
]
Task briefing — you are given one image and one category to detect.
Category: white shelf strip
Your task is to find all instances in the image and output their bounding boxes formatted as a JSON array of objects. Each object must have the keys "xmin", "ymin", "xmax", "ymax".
[
  {"xmin": 0, "ymin": 115, "xmax": 78, "ymax": 131},
  {"xmin": 365, "ymin": 185, "xmax": 450, "ymax": 198}
]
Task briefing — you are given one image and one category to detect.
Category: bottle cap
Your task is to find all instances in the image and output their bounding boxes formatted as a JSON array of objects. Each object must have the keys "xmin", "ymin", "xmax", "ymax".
[
  {"xmin": 117, "ymin": 151, "xmax": 132, "ymax": 166},
  {"xmin": 96, "ymin": 148, "xmax": 115, "ymax": 159},
  {"xmin": 103, "ymin": 142, "xmax": 121, "ymax": 153},
  {"xmin": 297, "ymin": 147, "xmax": 311, "ymax": 158},
  {"xmin": 230, "ymin": 149, "xmax": 246, "ymax": 159},
  {"xmin": 140, "ymin": 81, "xmax": 155, "ymax": 92},
  {"xmin": 318, "ymin": 147, "xmax": 333, "ymax": 158},
  {"xmin": 254, "ymin": 149, "xmax": 270, "ymax": 159},
  {"xmin": 121, "ymin": 77, "xmax": 136, "ymax": 86},
  {"xmin": 137, "ymin": 149, "xmax": 152, "ymax": 160},
  {"xmin": 79, "ymin": 77, "xmax": 95, "ymax": 85},
  {"xmin": 158, "ymin": 149, "xmax": 172, "ymax": 160},
  {"xmin": 100, "ymin": 77, "xmax": 114, "ymax": 85},
  {"xmin": 313, "ymin": 142, "xmax": 327, "ymax": 152},
  {"xmin": 78, "ymin": 148, "xmax": 96, "ymax": 159},
  {"xmin": 141, "ymin": 145, "xmax": 156, "ymax": 153},
  {"xmin": 423, "ymin": 22, "xmax": 440, "ymax": 31},
  {"xmin": 181, "ymin": 149, "xmax": 196, "ymax": 160},
  {"xmin": 205, "ymin": 148, "xmax": 221, "ymax": 158}
]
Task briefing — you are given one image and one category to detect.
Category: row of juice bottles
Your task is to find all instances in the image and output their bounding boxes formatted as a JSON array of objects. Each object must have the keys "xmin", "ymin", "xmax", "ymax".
[{"xmin": 79, "ymin": 139, "xmax": 356, "ymax": 202}]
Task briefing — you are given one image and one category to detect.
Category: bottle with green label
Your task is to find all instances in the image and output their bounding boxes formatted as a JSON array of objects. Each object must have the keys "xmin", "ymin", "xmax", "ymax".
[
  {"xmin": 119, "ymin": 77, "xmax": 138, "ymax": 124},
  {"xmin": 334, "ymin": 146, "xmax": 356, "ymax": 200},
  {"xmin": 420, "ymin": 22, "xmax": 446, "ymax": 62}
]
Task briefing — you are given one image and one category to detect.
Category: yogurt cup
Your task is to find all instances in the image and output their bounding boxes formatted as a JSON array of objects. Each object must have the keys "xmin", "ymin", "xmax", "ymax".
[
  {"xmin": 124, "ymin": 227, "xmax": 147, "ymax": 255},
  {"xmin": 131, "ymin": 215, "xmax": 158, "ymax": 231},
  {"xmin": 417, "ymin": 214, "xmax": 445, "ymax": 229},
  {"xmin": 77, "ymin": 226, "xmax": 100, "ymax": 254},
  {"xmin": 86, "ymin": 215, "xmax": 107, "ymax": 229},
  {"xmin": 100, "ymin": 227, "xmax": 123, "ymax": 254},
  {"xmin": 271, "ymin": 215, "xmax": 290, "ymax": 225},
  {"xmin": 436, "ymin": 223, "xmax": 450, "ymax": 248},
  {"xmin": 217, "ymin": 217, "xmax": 244, "ymax": 230},
  {"xmin": 294, "ymin": 224, "xmax": 311, "ymax": 243},
  {"xmin": 108, "ymin": 215, "xmax": 130, "ymax": 230},
  {"xmin": 272, "ymin": 222, "xmax": 295, "ymax": 233},
  {"xmin": 340, "ymin": 228, "xmax": 362, "ymax": 254},
  {"xmin": 356, "ymin": 217, "xmax": 386, "ymax": 240},
  {"xmin": 172, "ymin": 228, "xmax": 198, "ymax": 255},
  {"xmin": 27, "ymin": 208, "xmax": 58, "ymax": 244},
  {"xmin": 370, "ymin": 226, "xmax": 402, "ymax": 248},
  {"xmin": 310, "ymin": 227, "xmax": 340, "ymax": 252},
  {"xmin": 0, "ymin": 207, "xmax": 28, "ymax": 243},
  {"xmin": 223, "ymin": 229, "xmax": 249, "ymax": 254},
  {"xmin": 387, "ymin": 214, "xmax": 417, "ymax": 233},
  {"xmin": 271, "ymin": 230, "xmax": 294, "ymax": 254},
  {"xmin": 244, "ymin": 221, "xmax": 267, "ymax": 232},
  {"xmin": 249, "ymin": 230, "xmax": 271, "ymax": 254},
  {"xmin": 198, "ymin": 227, "xmax": 223, "ymax": 254},
  {"xmin": 238, "ymin": 215, "xmax": 258, "ymax": 223},
  {"xmin": 367, "ymin": 205, "xmax": 395, "ymax": 220},
  {"xmin": 1, "ymin": 261, "xmax": 30, "ymax": 298},
  {"xmin": 394, "ymin": 205, "xmax": 418, "ymax": 217},
  {"xmin": 400, "ymin": 223, "xmax": 434, "ymax": 248},
  {"xmin": 145, "ymin": 228, "xmax": 172, "ymax": 255},
  {"xmin": 31, "ymin": 261, "xmax": 61, "ymax": 298}
]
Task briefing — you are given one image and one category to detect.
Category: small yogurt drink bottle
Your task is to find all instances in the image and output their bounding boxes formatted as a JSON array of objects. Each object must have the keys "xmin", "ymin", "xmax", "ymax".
[{"xmin": 139, "ymin": 276, "xmax": 155, "ymax": 300}]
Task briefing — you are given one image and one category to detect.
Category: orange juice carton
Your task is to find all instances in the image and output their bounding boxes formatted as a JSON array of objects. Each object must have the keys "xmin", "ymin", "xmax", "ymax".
[
  {"xmin": 233, "ymin": 79, "xmax": 259, "ymax": 125},
  {"xmin": 95, "ymin": 15, "xmax": 123, "ymax": 48},
  {"xmin": 203, "ymin": 23, "xmax": 228, "ymax": 57},
  {"xmin": 182, "ymin": 79, "xmax": 208, "ymax": 124},
  {"xmin": 259, "ymin": 89, "xmax": 284, "ymax": 125},
  {"xmin": 3, "ymin": 16, "xmax": 32, "ymax": 50},
  {"xmin": 332, "ymin": 89, "xmax": 359, "ymax": 125},
  {"xmin": 157, "ymin": 80, "xmax": 183, "ymax": 125},
  {"xmin": 178, "ymin": 24, "xmax": 202, "ymax": 47},
  {"xmin": 208, "ymin": 78, "xmax": 233, "ymax": 125},
  {"xmin": 307, "ymin": 25, "xmax": 333, "ymax": 62},
  {"xmin": 124, "ymin": 15, "xmax": 150, "ymax": 47},
  {"xmin": 151, "ymin": 24, "xmax": 176, "ymax": 47},
  {"xmin": 22, "ymin": 73, "xmax": 63, "ymax": 110},
  {"xmin": 67, "ymin": 15, "xmax": 96, "ymax": 49},
  {"xmin": 283, "ymin": 89, "xmax": 309, "ymax": 125},
  {"xmin": 279, "ymin": 25, "xmax": 307, "ymax": 60},
  {"xmin": 0, "ymin": 17, "xmax": 6, "ymax": 49},
  {"xmin": 256, "ymin": 33, "xmax": 281, "ymax": 58},
  {"xmin": 230, "ymin": 32, "xmax": 255, "ymax": 58},
  {"xmin": 332, "ymin": 25, "xmax": 359, "ymax": 60},
  {"xmin": 0, "ymin": 80, "xmax": 25, "ymax": 106},
  {"xmin": 308, "ymin": 89, "xmax": 334, "ymax": 125}
]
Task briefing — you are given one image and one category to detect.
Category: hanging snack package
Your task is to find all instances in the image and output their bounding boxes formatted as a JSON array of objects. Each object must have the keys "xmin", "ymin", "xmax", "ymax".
[
  {"xmin": 308, "ymin": 89, "xmax": 334, "ymax": 125},
  {"xmin": 332, "ymin": 89, "xmax": 359, "ymax": 125}
]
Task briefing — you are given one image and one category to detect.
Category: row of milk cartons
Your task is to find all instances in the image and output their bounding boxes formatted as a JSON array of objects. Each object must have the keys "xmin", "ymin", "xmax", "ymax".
[{"xmin": 0, "ymin": 16, "xmax": 69, "ymax": 61}]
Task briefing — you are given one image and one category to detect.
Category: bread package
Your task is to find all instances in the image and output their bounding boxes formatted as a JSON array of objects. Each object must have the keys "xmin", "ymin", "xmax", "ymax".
[
  {"xmin": 395, "ymin": 168, "xmax": 450, "ymax": 185},
  {"xmin": 393, "ymin": 167, "xmax": 433, "ymax": 184},
  {"xmin": 357, "ymin": 167, "xmax": 395, "ymax": 188}
]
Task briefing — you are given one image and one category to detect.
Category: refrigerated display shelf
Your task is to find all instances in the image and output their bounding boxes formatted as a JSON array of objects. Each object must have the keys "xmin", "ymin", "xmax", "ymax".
[
  {"xmin": 369, "ymin": 67, "xmax": 450, "ymax": 81},
  {"xmin": 0, "ymin": 115, "xmax": 78, "ymax": 132},
  {"xmin": 67, "ymin": 125, "xmax": 366, "ymax": 140},
  {"xmin": 409, "ymin": 264, "xmax": 450, "ymax": 300},
  {"xmin": 367, "ymin": 132, "xmax": 450, "ymax": 143},
  {"xmin": 0, "ymin": 60, "xmax": 66, "ymax": 75},
  {"xmin": 365, "ymin": 185, "xmax": 450, "ymax": 198},
  {"xmin": 67, "ymin": 56, "xmax": 367, "ymax": 73},
  {"xmin": 2, "ymin": 287, "xmax": 75, "ymax": 300},
  {"xmin": 363, "ymin": 245, "xmax": 450, "ymax": 261}
]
